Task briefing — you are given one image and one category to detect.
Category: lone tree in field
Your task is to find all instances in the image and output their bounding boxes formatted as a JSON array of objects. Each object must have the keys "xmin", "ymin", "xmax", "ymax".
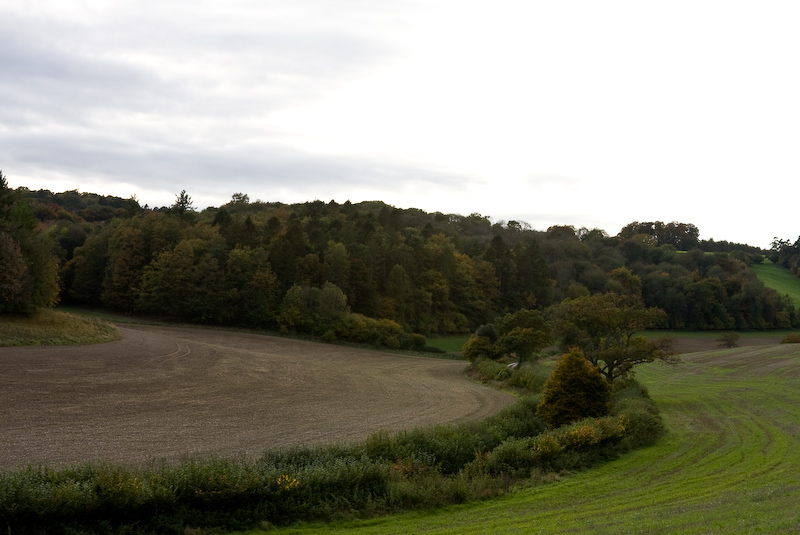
[
  {"xmin": 551, "ymin": 292, "xmax": 678, "ymax": 383},
  {"xmin": 538, "ymin": 348, "xmax": 611, "ymax": 428}
]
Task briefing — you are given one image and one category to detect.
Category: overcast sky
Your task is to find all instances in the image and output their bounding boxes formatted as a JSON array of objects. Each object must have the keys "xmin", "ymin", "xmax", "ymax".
[{"xmin": 2, "ymin": 1, "xmax": 798, "ymax": 248}]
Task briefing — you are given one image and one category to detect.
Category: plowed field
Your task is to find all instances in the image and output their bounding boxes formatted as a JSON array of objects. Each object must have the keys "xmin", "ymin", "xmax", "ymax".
[{"xmin": 0, "ymin": 325, "xmax": 515, "ymax": 470}]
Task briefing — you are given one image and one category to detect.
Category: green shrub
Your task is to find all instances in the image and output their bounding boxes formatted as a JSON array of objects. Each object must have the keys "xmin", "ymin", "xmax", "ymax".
[
  {"xmin": 462, "ymin": 335, "xmax": 495, "ymax": 362},
  {"xmin": 322, "ymin": 329, "xmax": 337, "ymax": 342},
  {"xmin": 474, "ymin": 323, "xmax": 499, "ymax": 343},
  {"xmin": 481, "ymin": 436, "xmax": 540, "ymax": 478},
  {"xmin": 610, "ymin": 380, "xmax": 664, "ymax": 449},
  {"xmin": 538, "ymin": 348, "xmax": 611, "ymax": 428},
  {"xmin": 333, "ymin": 313, "xmax": 405, "ymax": 348},
  {"xmin": 482, "ymin": 397, "xmax": 546, "ymax": 447},
  {"xmin": 506, "ymin": 364, "xmax": 550, "ymax": 392},
  {"xmin": 474, "ymin": 358, "xmax": 512, "ymax": 381},
  {"xmin": 480, "ymin": 415, "xmax": 628, "ymax": 477},
  {"xmin": 717, "ymin": 331, "xmax": 741, "ymax": 348}
]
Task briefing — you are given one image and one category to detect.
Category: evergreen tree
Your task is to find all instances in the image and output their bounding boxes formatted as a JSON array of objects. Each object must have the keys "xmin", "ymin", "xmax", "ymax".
[{"xmin": 538, "ymin": 348, "xmax": 611, "ymax": 428}]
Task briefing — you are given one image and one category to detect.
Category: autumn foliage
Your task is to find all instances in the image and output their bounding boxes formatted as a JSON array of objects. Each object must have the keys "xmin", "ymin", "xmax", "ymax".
[{"xmin": 537, "ymin": 348, "xmax": 612, "ymax": 428}]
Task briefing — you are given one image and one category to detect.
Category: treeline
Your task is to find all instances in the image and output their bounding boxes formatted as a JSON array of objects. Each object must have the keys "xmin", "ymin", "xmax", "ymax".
[
  {"xmin": 7, "ymin": 181, "xmax": 800, "ymax": 334},
  {"xmin": 769, "ymin": 236, "xmax": 800, "ymax": 276},
  {"xmin": 0, "ymin": 173, "xmax": 60, "ymax": 314}
]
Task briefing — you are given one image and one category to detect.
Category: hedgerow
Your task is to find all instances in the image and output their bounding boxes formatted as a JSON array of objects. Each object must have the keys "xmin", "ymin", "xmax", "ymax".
[{"xmin": 0, "ymin": 368, "xmax": 664, "ymax": 534}]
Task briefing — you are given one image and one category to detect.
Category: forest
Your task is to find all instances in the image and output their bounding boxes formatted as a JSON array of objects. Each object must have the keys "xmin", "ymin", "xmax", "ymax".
[{"xmin": 2, "ymin": 172, "xmax": 799, "ymax": 346}]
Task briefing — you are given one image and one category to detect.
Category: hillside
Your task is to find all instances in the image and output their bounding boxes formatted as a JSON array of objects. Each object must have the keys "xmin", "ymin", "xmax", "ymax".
[
  {"xmin": 750, "ymin": 260, "xmax": 800, "ymax": 307},
  {"xmin": 4, "ymin": 183, "xmax": 799, "ymax": 334}
]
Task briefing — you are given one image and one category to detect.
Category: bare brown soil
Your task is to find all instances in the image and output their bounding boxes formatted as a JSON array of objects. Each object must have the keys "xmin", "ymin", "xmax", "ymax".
[{"xmin": 0, "ymin": 325, "xmax": 515, "ymax": 470}]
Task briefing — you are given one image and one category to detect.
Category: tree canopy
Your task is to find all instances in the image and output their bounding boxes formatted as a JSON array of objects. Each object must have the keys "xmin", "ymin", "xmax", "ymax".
[
  {"xmin": 4, "ymin": 180, "xmax": 799, "ymax": 340},
  {"xmin": 551, "ymin": 292, "xmax": 679, "ymax": 382},
  {"xmin": 537, "ymin": 347, "xmax": 612, "ymax": 427},
  {"xmin": 0, "ymin": 171, "xmax": 59, "ymax": 314}
]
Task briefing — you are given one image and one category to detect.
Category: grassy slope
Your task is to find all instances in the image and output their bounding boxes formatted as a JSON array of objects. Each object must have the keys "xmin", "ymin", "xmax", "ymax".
[
  {"xmin": 750, "ymin": 261, "xmax": 800, "ymax": 307},
  {"xmin": 0, "ymin": 309, "xmax": 121, "ymax": 346},
  {"xmin": 257, "ymin": 344, "xmax": 800, "ymax": 535},
  {"xmin": 425, "ymin": 335, "xmax": 470, "ymax": 353}
]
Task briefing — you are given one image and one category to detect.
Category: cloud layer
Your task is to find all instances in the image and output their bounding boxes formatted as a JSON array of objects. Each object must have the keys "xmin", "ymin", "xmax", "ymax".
[{"xmin": 2, "ymin": 1, "xmax": 799, "ymax": 247}]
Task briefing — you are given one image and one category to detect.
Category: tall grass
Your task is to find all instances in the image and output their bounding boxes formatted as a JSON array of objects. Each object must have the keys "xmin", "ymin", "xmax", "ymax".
[{"xmin": 0, "ymin": 309, "xmax": 121, "ymax": 346}]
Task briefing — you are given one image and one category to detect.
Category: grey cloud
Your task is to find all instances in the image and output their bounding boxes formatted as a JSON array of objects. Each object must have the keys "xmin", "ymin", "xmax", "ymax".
[
  {"xmin": 1, "ymin": 126, "xmax": 464, "ymax": 205},
  {"xmin": 1, "ymin": 1, "xmax": 448, "ymax": 208},
  {"xmin": 0, "ymin": 4, "xmax": 396, "ymax": 126}
]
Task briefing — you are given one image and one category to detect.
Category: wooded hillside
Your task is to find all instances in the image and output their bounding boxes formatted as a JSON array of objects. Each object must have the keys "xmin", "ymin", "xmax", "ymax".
[{"xmin": 5, "ymin": 181, "xmax": 799, "ymax": 341}]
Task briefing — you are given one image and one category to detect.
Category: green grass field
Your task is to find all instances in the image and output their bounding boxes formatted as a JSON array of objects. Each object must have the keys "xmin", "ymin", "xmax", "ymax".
[
  {"xmin": 249, "ymin": 343, "xmax": 800, "ymax": 535},
  {"xmin": 751, "ymin": 261, "xmax": 800, "ymax": 307},
  {"xmin": 425, "ymin": 335, "xmax": 470, "ymax": 353}
]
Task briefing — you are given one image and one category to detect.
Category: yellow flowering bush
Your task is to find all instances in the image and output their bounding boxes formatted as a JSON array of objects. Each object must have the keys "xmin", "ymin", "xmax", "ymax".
[
  {"xmin": 555, "ymin": 416, "xmax": 626, "ymax": 450},
  {"xmin": 277, "ymin": 474, "xmax": 300, "ymax": 491}
]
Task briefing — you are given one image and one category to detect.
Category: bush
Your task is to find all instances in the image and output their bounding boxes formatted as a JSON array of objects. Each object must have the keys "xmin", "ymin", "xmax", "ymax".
[
  {"xmin": 474, "ymin": 358, "xmax": 512, "ymax": 381},
  {"xmin": 538, "ymin": 349, "xmax": 611, "ymax": 428},
  {"xmin": 717, "ymin": 331, "xmax": 740, "ymax": 348},
  {"xmin": 479, "ymin": 398, "xmax": 547, "ymax": 449},
  {"xmin": 479, "ymin": 415, "xmax": 628, "ymax": 477},
  {"xmin": 334, "ymin": 313, "xmax": 405, "ymax": 348},
  {"xmin": 611, "ymin": 379, "xmax": 664, "ymax": 449},
  {"xmin": 462, "ymin": 335, "xmax": 495, "ymax": 362},
  {"xmin": 506, "ymin": 364, "xmax": 550, "ymax": 392},
  {"xmin": 780, "ymin": 333, "xmax": 800, "ymax": 344},
  {"xmin": 474, "ymin": 323, "xmax": 499, "ymax": 343}
]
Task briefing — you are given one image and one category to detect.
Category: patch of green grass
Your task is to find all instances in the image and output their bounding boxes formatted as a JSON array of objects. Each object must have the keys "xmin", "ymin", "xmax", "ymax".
[
  {"xmin": 425, "ymin": 335, "xmax": 470, "ymax": 353},
  {"xmin": 254, "ymin": 344, "xmax": 800, "ymax": 535},
  {"xmin": 750, "ymin": 261, "xmax": 800, "ymax": 306},
  {"xmin": 0, "ymin": 309, "xmax": 121, "ymax": 346}
]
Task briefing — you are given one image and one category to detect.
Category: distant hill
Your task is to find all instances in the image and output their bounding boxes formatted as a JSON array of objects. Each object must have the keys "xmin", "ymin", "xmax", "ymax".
[{"xmin": 751, "ymin": 261, "xmax": 800, "ymax": 307}]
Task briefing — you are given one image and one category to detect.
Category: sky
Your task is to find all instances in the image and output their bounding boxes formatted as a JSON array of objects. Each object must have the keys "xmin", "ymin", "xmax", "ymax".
[{"xmin": 2, "ymin": 0, "xmax": 799, "ymax": 249}]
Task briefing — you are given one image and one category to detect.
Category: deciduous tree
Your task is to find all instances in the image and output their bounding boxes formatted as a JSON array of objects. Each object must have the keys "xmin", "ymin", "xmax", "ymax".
[
  {"xmin": 494, "ymin": 308, "xmax": 552, "ymax": 368},
  {"xmin": 551, "ymin": 293, "xmax": 678, "ymax": 382},
  {"xmin": 0, "ymin": 171, "xmax": 60, "ymax": 313}
]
